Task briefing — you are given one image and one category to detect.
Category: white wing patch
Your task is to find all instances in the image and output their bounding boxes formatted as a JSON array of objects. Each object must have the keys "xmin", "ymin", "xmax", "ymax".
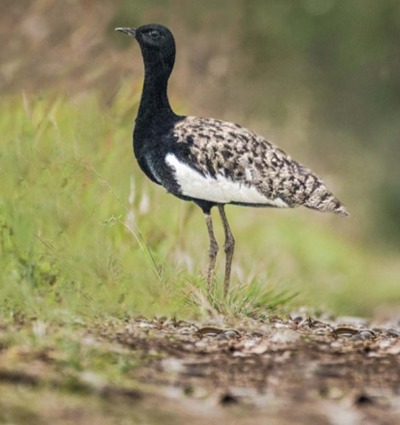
[{"xmin": 165, "ymin": 154, "xmax": 288, "ymax": 207}]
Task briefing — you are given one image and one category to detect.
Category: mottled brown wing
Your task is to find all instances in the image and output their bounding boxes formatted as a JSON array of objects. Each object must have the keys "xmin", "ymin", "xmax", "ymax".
[{"xmin": 173, "ymin": 116, "xmax": 348, "ymax": 215}]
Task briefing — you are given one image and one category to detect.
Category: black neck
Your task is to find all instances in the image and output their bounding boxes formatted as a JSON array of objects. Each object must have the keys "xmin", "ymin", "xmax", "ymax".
[{"xmin": 136, "ymin": 63, "xmax": 176, "ymax": 125}]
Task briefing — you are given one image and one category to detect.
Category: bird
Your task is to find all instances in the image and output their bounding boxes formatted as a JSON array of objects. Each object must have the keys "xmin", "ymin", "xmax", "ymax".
[{"xmin": 115, "ymin": 23, "xmax": 348, "ymax": 298}]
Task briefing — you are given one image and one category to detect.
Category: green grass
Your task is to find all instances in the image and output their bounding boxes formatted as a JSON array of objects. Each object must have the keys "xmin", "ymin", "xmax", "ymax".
[{"xmin": 1, "ymin": 86, "xmax": 399, "ymax": 325}]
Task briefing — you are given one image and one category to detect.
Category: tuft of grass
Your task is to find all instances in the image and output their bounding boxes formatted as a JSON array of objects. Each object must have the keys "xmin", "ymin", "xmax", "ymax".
[
  {"xmin": 223, "ymin": 280, "xmax": 297, "ymax": 319},
  {"xmin": 184, "ymin": 277, "xmax": 296, "ymax": 320}
]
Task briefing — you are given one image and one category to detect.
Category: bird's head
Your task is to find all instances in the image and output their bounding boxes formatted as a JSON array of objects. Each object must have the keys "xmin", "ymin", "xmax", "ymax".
[{"xmin": 115, "ymin": 24, "xmax": 176, "ymax": 75}]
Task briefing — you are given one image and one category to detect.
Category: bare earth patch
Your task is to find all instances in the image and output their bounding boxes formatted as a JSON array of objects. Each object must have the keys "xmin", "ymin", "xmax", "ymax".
[{"xmin": 1, "ymin": 315, "xmax": 399, "ymax": 424}]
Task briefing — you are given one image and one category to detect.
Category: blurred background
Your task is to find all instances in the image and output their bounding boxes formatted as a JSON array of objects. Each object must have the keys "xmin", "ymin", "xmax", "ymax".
[{"xmin": 1, "ymin": 0, "xmax": 400, "ymax": 317}]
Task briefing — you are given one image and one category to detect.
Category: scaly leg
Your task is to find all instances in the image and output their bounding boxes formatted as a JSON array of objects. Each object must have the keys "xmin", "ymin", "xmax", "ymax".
[
  {"xmin": 204, "ymin": 212, "xmax": 219, "ymax": 296},
  {"xmin": 218, "ymin": 205, "xmax": 235, "ymax": 297}
]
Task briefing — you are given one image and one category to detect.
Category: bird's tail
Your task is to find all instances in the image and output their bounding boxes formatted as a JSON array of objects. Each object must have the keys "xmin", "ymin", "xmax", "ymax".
[
  {"xmin": 305, "ymin": 192, "xmax": 349, "ymax": 217},
  {"xmin": 331, "ymin": 202, "xmax": 349, "ymax": 217}
]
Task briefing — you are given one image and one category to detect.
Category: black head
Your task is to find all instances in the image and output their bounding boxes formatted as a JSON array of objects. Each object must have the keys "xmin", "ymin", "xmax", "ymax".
[{"xmin": 115, "ymin": 24, "xmax": 176, "ymax": 76}]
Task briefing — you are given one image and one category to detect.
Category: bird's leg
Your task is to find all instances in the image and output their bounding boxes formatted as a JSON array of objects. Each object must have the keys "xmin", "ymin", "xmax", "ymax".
[
  {"xmin": 204, "ymin": 212, "xmax": 219, "ymax": 297},
  {"xmin": 218, "ymin": 205, "xmax": 235, "ymax": 298}
]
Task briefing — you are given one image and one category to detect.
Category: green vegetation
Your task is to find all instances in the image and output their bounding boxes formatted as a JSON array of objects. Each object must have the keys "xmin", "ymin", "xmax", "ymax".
[{"xmin": 1, "ymin": 88, "xmax": 399, "ymax": 324}]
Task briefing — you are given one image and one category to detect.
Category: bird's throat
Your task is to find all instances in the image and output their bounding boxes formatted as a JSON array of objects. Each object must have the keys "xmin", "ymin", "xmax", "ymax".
[{"xmin": 136, "ymin": 68, "xmax": 175, "ymax": 125}]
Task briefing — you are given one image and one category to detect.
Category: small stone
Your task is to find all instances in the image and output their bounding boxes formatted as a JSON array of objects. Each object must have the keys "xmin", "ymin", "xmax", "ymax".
[
  {"xmin": 387, "ymin": 328, "xmax": 400, "ymax": 338},
  {"xmin": 314, "ymin": 328, "xmax": 329, "ymax": 336},
  {"xmin": 224, "ymin": 330, "xmax": 240, "ymax": 339},
  {"xmin": 331, "ymin": 327, "xmax": 359, "ymax": 338},
  {"xmin": 216, "ymin": 333, "xmax": 228, "ymax": 341},
  {"xmin": 352, "ymin": 330, "xmax": 375, "ymax": 341},
  {"xmin": 179, "ymin": 327, "xmax": 194, "ymax": 335},
  {"xmin": 197, "ymin": 326, "xmax": 225, "ymax": 337},
  {"xmin": 138, "ymin": 321, "xmax": 153, "ymax": 329}
]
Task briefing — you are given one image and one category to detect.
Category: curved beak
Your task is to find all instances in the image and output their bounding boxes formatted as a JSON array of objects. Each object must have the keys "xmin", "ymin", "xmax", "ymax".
[{"xmin": 115, "ymin": 27, "xmax": 136, "ymax": 38}]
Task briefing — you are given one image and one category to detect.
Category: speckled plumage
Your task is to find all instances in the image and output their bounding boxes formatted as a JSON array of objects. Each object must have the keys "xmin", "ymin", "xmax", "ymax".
[
  {"xmin": 171, "ymin": 116, "xmax": 348, "ymax": 215},
  {"xmin": 115, "ymin": 23, "xmax": 349, "ymax": 297}
]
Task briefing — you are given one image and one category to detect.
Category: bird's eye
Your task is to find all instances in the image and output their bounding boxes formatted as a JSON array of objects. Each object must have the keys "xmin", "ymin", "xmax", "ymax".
[{"xmin": 148, "ymin": 30, "xmax": 160, "ymax": 39}]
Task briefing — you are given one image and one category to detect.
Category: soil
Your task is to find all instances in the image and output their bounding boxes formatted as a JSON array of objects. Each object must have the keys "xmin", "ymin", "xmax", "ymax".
[
  {"xmin": 1, "ymin": 315, "xmax": 399, "ymax": 425},
  {"xmin": 107, "ymin": 315, "xmax": 400, "ymax": 425}
]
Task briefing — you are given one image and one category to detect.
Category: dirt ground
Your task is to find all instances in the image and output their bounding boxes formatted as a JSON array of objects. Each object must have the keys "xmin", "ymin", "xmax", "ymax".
[
  {"xmin": 1, "ymin": 315, "xmax": 400, "ymax": 425},
  {"xmin": 109, "ymin": 315, "xmax": 400, "ymax": 425}
]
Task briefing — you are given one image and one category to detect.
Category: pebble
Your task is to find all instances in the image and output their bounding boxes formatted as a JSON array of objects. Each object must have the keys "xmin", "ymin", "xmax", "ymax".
[
  {"xmin": 352, "ymin": 330, "xmax": 375, "ymax": 341},
  {"xmin": 179, "ymin": 327, "xmax": 195, "ymax": 335},
  {"xmin": 216, "ymin": 333, "xmax": 228, "ymax": 341},
  {"xmin": 387, "ymin": 328, "xmax": 400, "ymax": 338},
  {"xmin": 224, "ymin": 330, "xmax": 239, "ymax": 339},
  {"xmin": 314, "ymin": 328, "xmax": 329, "ymax": 336}
]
